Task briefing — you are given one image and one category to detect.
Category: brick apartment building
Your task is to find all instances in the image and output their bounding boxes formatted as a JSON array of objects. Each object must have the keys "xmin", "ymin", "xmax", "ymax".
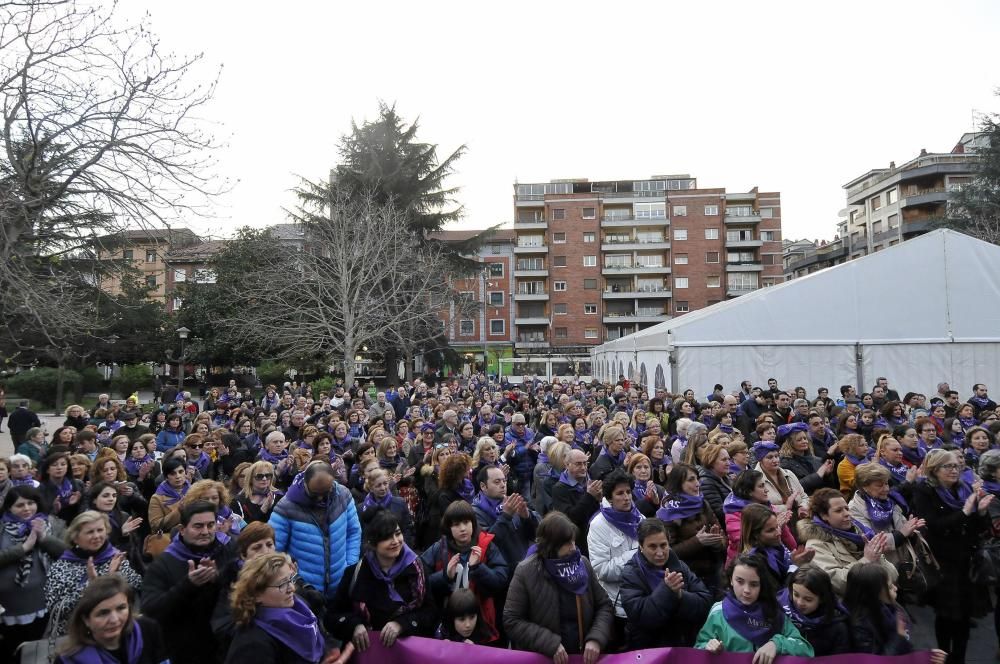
[
  {"xmin": 513, "ymin": 175, "xmax": 784, "ymax": 351},
  {"xmin": 96, "ymin": 228, "xmax": 201, "ymax": 303}
]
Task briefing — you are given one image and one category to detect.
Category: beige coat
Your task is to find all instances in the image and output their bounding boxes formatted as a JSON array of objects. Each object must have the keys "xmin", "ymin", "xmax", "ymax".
[
  {"xmin": 761, "ymin": 468, "xmax": 809, "ymax": 514},
  {"xmin": 797, "ymin": 519, "xmax": 897, "ymax": 597}
]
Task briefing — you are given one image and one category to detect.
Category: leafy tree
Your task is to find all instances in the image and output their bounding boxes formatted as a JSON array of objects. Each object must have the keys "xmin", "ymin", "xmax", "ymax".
[{"xmin": 947, "ymin": 105, "xmax": 1000, "ymax": 244}]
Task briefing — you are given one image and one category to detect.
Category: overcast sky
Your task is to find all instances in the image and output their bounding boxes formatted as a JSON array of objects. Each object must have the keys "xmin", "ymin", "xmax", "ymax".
[{"xmin": 134, "ymin": 0, "xmax": 1000, "ymax": 242}]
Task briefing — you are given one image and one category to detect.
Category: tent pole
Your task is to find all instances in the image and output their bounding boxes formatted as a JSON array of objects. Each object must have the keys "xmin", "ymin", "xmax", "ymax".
[{"xmin": 855, "ymin": 343, "xmax": 865, "ymax": 394}]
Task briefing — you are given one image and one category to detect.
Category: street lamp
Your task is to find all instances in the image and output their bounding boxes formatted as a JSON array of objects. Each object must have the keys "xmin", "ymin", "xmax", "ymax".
[
  {"xmin": 176, "ymin": 327, "xmax": 190, "ymax": 391},
  {"xmin": 108, "ymin": 334, "xmax": 119, "ymax": 383}
]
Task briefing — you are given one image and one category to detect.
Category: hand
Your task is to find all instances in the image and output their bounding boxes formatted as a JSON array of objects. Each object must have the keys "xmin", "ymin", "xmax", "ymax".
[
  {"xmin": 219, "ymin": 516, "xmax": 233, "ymax": 534},
  {"xmin": 905, "ymin": 465, "xmax": 919, "ymax": 483},
  {"xmin": 695, "ymin": 525, "xmax": 723, "ymax": 547},
  {"xmin": 121, "ymin": 516, "xmax": 144, "ymax": 535},
  {"xmin": 664, "ymin": 570, "xmax": 685, "ymax": 596},
  {"xmin": 117, "ymin": 483, "xmax": 134, "ymax": 497},
  {"xmin": 797, "ymin": 504, "xmax": 810, "ymax": 519},
  {"xmin": 67, "ymin": 491, "xmax": 81, "ymax": 506},
  {"xmin": 187, "ymin": 558, "xmax": 218, "ymax": 586},
  {"xmin": 514, "ymin": 493, "xmax": 530, "ymax": 518},
  {"xmin": 981, "ymin": 494, "xmax": 995, "ymax": 513},
  {"xmin": 263, "ymin": 492, "xmax": 276, "ymax": 513},
  {"xmin": 352, "ymin": 624, "xmax": 370, "ymax": 652},
  {"xmin": 403, "ymin": 467, "xmax": 416, "ymax": 478},
  {"xmin": 86, "ymin": 556, "xmax": 99, "ymax": 581},
  {"xmin": 817, "ymin": 459, "xmax": 833, "ymax": 477},
  {"xmin": 501, "ymin": 464, "xmax": 511, "ymax": 477},
  {"xmin": 899, "ymin": 516, "xmax": 924, "ymax": 537},
  {"xmin": 963, "ymin": 490, "xmax": 979, "ymax": 516},
  {"xmin": 553, "ymin": 644, "xmax": 568, "ymax": 664},
  {"xmin": 586, "ymin": 480, "xmax": 603, "ymax": 499},
  {"xmin": 22, "ymin": 529, "xmax": 38, "ymax": 552},
  {"xmin": 108, "ymin": 550, "xmax": 126, "ymax": 575},
  {"xmin": 502, "ymin": 494, "xmax": 519, "ymax": 516},
  {"xmin": 785, "ymin": 489, "xmax": 802, "ymax": 511},
  {"xmin": 775, "ymin": 510, "xmax": 792, "ymax": 528},
  {"xmin": 863, "ymin": 532, "xmax": 888, "ymax": 562},
  {"xmin": 380, "ymin": 621, "xmax": 401, "ymax": 647},
  {"xmin": 446, "ymin": 553, "xmax": 462, "ymax": 579},
  {"xmin": 752, "ymin": 640, "xmax": 777, "ymax": 664},
  {"xmin": 705, "ymin": 638, "xmax": 724, "ymax": 653},
  {"xmin": 791, "ymin": 545, "xmax": 815, "ymax": 566},
  {"xmin": 468, "ymin": 545, "xmax": 483, "ymax": 567},
  {"xmin": 896, "ymin": 609, "xmax": 908, "ymax": 637},
  {"xmin": 139, "ymin": 462, "xmax": 153, "ymax": 479},
  {"xmin": 644, "ymin": 482, "xmax": 659, "ymax": 505},
  {"xmin": 583, "ymin": 639, "xmax": 601, "ymax": 664},
  {"xmin": 929, "ymin": 649, "xmax": 948, "ymax": 664},
  {"xmin": 30, "ymin": 519, "xmax": 46, "ymax": 537}
]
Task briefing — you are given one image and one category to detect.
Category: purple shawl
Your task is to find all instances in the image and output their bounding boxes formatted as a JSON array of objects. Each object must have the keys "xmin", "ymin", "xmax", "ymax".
[
  {"xmin": 722, "ymin": 592, "xmax": 782, "ymax": 649},
  {"xmin": 364, "ymin": 544, "xmax": 419, "ymax": 603},
  {"xmin": 542, "ymin": 548, "xmax": 590, "ymax": 595},
  {"xmin": 254, "ymin": 595, "xmax": 326, "ymax": 663},
  {"xmin": 59, "ymin": 619, "xmax": 144, "ymax": 664},
  {"xmin": 657, "ymin": 492, "xmax": 704, "ymax": 522}
]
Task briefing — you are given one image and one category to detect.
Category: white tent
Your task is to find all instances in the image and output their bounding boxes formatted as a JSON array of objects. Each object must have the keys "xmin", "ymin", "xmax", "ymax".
[{"xmin": 592, "ymin": 229, "xmax": 1000, "ymax": 397}]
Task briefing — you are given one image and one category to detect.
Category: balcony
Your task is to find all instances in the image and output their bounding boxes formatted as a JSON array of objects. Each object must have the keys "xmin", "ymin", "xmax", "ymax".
[
  {"xmin": 601, "ymin": 216, "xmax": 670, "ymax": 228},
  {"xmin": 726, "ymin": 262, "xmax": 763, "ymax": 272},
  {"xmin": 515, "ymin": 196, "xmax": 545, "ymax": 207},
  {"xmin": 603, "ymin": 288, "xmax": 672, "ymax": 299},
  {"xmin": 601, "ymin": 264, "xmax": 671, "ymax": 275},
  {"xmin": 900, "ymin": 188, "xmax": 949, "ymax": 209},
  {"xmin": 602, "ymin": 310, "xmax": 670, "ymax": 324},
  {"xmin": 515, "ymin": 340, "xmax": 550, "ymax": 349},
  {"xmin": 514, "ymin": 219, "xmax": 548, "ymax": 230},
  {"xmin": 513, "ymin": 290, "xmax": 549, "ymax": 301},
  {"xmin": 513, "ymin": 243, "xmax": 548, "ymax": 254},
  {"xmin": 601, "ymin": 238, "xmax": 671, "ymax": 251},
  {"xmin": 727, "ymin": 287, "xmax": 755, "ymax": 297},
  {"xmin": 725, "ymin": 213, "xmax": 762, "ymax": 224},
  {"xmin": 725, "ymin": 238, "xmax": 763, "ymax": 248},
  {"xmin": 515, "ymin": 316, "xmax": 550, "ymax": 326}
]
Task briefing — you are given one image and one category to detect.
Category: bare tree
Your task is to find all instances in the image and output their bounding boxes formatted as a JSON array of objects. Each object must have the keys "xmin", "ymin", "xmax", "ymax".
[
  {"xmin": 0, "ymin": 0, "xmax": 224, "ymax": 348},
  {"xmin": 212, "ymin": 185, "xmax": 467, "ymax": 387}
]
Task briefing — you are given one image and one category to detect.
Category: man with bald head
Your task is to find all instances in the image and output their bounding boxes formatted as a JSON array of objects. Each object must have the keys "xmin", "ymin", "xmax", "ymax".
[{"xmin": 550, "ymin": 449, "xmax": 603, "ymax": 555}]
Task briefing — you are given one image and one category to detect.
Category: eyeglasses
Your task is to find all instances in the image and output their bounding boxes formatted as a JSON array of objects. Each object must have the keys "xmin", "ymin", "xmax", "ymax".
[
  {"xmin": 921, "ymin": 429, "xmax": 937, "ymax": 433},
  {"xmin": 940, "ymin": 464, "xmax": 961, "ymax": 471},
  {"xmin": 188, "ymin": 443, "xmax": 203, "ymax": 449},
  {"xmin": 254, "ymin": 473, "xmax": 274, "ymax": 481},
  {"xmin": 267, "ymin": 573, "xmax": 299, "ymax": 592}
]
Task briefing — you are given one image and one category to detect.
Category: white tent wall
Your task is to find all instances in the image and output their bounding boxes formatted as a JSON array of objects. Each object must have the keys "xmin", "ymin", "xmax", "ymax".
[
  {"xmin": 674, "ymin": 344, "xmax": 858, "ymax": 395},
  {"xmin": 862, "ymin": 342, "xmax": 1000, "ymax": 400}
]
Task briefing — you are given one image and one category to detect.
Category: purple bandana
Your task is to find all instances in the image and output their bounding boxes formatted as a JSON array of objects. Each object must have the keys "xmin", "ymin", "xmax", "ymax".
[
  {"xmin": 255, "ymin": 595, "xmax": 326, "ymax": 663},
  {"xmin": 154, "ymin": 479, "xmax": 189, "ymax": 506},
  {"xmin": 59, "ymin": 619, "xmax": 144, "ymax": 664},
  {"xmin": 472, "ymin": 492, "xmax": 504, "ymax": 519},
  {"xmin": 457, "ymin": 478, "xmax": 475, "ymax": 502},
  {"xmin": 59, "ymin": 541, "xmax": 119, "ymax": 566},
  {"xmin": 722, "ymin": 592, "xmax": 781, "ymax": 649},
  {"xmin": 364, "ymin": 544, "xmax": 419, "ymax": 603},
  {"xmin": 632, "ymin": 550, "xmax": 666, "ymax": 591},
  {"xmin": 542, "ymin": 548, "xmax": 590, "ymax": 595},
  {"xmin": 810, "ymin": 515, "xmax": 874, "ymax": 549},
  {"xmin": 657, "ymin": 492, "xmax": 704, "ymax": 522},
  {"xmin": 163, "ymin": 532, "xmax": 223, "ymax": 563},
  {"xmin": 123, "ymin": 455, "xmax": 153, "ymax": 477},
  {"xmin": 598, "ymin": 503, "xmax": 642, "ymax": 540},
  {"xmin": 1, "ymin": 511, "xmax": 48, "ymax": 538},
  {"xmin": 749, "ymin": 545, "xmax": 790, "ymax": 580},
  {"xmin": 862, "ymin": 492, "xmax": 896, "ymax": 531},
  {"xmin": 723, "ymin": 492, "xmax": 753, "ymax": 515}
]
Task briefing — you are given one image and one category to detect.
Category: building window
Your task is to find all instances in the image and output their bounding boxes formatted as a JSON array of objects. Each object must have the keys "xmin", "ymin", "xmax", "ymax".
[
  {"xmin": 675, "ymin": 301, "xmax": 689, "ymax": 313},
  {"xmin": 553, "ymin": 232, "xmax": 566, "ymax": 243},
  {"xmin": 489, "ymin": 319, "xmax": 505, "ymax": 335},
  {"xmin": 555, "ymin": 327, "xmax": 568, "ymax": 339},
  {"xmin": 759, "ymin": 207, "xmax": 774, "ymax": 218},
  {"xmin": 582, "ymin": 207, "xmax": 596, "ymax": 219},
  {"xmin": 583, "ymin": 278, "xmax": 597, "ymax": 289},
  {"xmin": 584, "ymin": 304, "xmax": 597, "ymax": 314},
  {"xmin": 704, "ymin": 205, "xmax": 719, "ymax": 216},
  {"xmin": 145, "ymin": 249, "xmax": 157, "ymax": 262},
  {"xmin": 554, "ymin": 281, "xmax": 567, "ymax": 291},
  {"xmin": 705, "ymin": 228, "xmax": 719, "ymax": 240},
  {"xmin": 674, "ymin": 253, "xmax": 688, "ymax": 265},
  {"xmin": 583, "ymin": 255, "xmax": 597, "ymax": 267},
  {"xmin": 459, "ymin": 320, "xmax": 474, "ymax": 336},
  {"xmin": 584, "ymin": 328, "xmax": 598, "ymax": 339},
  {"xmin": 194, "ymin": 269, "xmax": 217, "ymax": 284},
  {"xmin": 554, "ymin": 303, "xmax": 568, "ymax": 315},
  {"xmin": 172, "ymin": 297, "xmax": 183, "ymax": 310},
  {"xmin": 706, "ymin": 251, "xmax": 720, "ymax": 263},
  {"xmin": 123, "ymin": 249, "xmax": 134, "ymax": 260},
  {"xmin": 674, "ymin": 229, "xmax": 687, "ymax": 241},
  {"xmin": 488, "ymin": 292, "xmax": 504, "ymax": 306},
  {"xmin": 173, "ymin": 268, "xmax": 186, "ymax": 283},
  {"xmin": 553, "ymin": 256, "xmax": 567, "ymax": 267},
  {"xmin": 583, "ymin": 232, "xmax": 595, "ymax": 243},
  {"xmin": 673, "ymin": 205, "xmax": 687, "ymax": 216},
  {"xmin": 675, "ymin": 277, "xmax": 689, "ymax": 289},
  {"xmin": 145, "ymin": 275, "xmax": 157, "ymax": 288},
  {"xmin": 635, "ymin": 202, "xmax": 667, "ymax": 219},
  {"xmin": 488, "ymin": 263, "xmax": 504, "ymax": 277},
  {"xmin": 760, "ymin": 231, "xmax": 776, "ymax": 242},
  {"xmin": 871, "ymin": 195, "xmax": 882, "ymax": 211},
  {"xmin": 885, "ymin": 189, "xmax": 897, "ymax": 205},
  {"xmin": 887, "ymin": 214, "xmax": 899, "ymax": 228},
  {"xmin": 707, "ymin": 276, "xmax": 721, "ymax": 288},
  {"xmin": 762, "ymin": 254, "xmax": 775, "ymax": 265},
  {"xmin": 552, "ymin": 208, "xmax": 566, "ymax": 220},
  {"xmin": 872, "ymin": 220, "xmax": 883, "ymax": 234}
]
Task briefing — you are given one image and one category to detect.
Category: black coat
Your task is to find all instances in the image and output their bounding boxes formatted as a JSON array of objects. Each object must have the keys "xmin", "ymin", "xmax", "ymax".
[
  {"xmin": 55, "ymin": 617, "xmax": 168, "ymax": 664},
  {"xmin": 549, "ymin": 482, "xmax": 599, "ymax": 556},
  {"xmin": 7, "ymin": 407, "xmax": 41, "ymax": 443},
  {"xmin": 848, "ymin": 609, "xmax": 913, "ymax": 656},
  {"xmin": 223, "ymin": 622, "xmax": 314, "ymax": 664},
  {"xmin": 792, "ymin": 612, "xmax": 852, "ymax": 656},
  {"xmin": 780, "ymin": 453, "xmax": 826, "ymax": 494},
  {"xmin": 619, "ymin": 550, "xmax": 712, "ymax": 649},
  {"xmin": 698, "ymin": 468, "xmax": 731, "ymax": 526}
]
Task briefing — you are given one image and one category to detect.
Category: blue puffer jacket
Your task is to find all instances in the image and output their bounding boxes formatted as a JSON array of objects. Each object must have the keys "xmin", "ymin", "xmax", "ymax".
[
  {"xmin": 155, "ymin": 427, "xmax": 186, "ymax": 452},
  {"xmin": 269, "ymin": 473, "xmax": 361, "ymax": 598}
]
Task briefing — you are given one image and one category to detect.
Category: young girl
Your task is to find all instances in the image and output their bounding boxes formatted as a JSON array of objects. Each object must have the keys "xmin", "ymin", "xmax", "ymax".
[
  {"xmin": 778, "ymin": 565, "xmax": 850, "ymax": 656},
  {"xmin": 437, "ymin": 588, "xmax": 495, "ymax": 644},
  {"xmin": 695, "ymin": 553, "xmax": 814, "ymax": 662},
  {"xmin": 740, "ymin": 504, "xmax": 813, "ymax": 587}
]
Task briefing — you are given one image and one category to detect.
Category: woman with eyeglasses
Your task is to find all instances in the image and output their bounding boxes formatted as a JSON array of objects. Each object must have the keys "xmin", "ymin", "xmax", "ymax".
[
  {"xmin": 231, "ymin": 460, "xmax": 282, "ymax": 524},
  {"xmin": 225, "ymin": 552, "xmax": 333, "ymax": 664},
  {"xmin": 912, "ymin": 449, "xmax": 994, "ymax": 664}
]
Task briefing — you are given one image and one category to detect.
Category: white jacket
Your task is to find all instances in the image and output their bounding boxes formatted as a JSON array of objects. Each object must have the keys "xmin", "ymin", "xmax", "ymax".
[{"xmin": 586, "ymin": 498, "xmax": 639, "ymax": 617}]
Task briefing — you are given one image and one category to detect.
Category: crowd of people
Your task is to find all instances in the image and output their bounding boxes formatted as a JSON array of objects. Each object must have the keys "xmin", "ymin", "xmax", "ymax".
[{"xmin": 0, "ymin": 374, "xmax": 996, "ymax": 663}]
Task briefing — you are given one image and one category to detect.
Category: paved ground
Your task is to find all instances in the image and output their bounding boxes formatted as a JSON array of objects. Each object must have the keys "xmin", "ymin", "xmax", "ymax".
[{"xmin": 1, "ymin": 412, "xmax": 66, "ymax": 457}]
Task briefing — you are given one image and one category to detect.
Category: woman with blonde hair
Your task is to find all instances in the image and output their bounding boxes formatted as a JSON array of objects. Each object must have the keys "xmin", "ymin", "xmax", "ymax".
[
  {"xmin": 836, "ymin": 434, "xmax": 872, "ymax": 499},
  {"xmin": 226, "ymin": 552, "xmax": 329, "ymax": 663},
  {"xmin": 183, "ymin": 479, "xmax": 245, "ymax": 539},
  {"xmin": 471, "ymin": 436, "xmax": 502, "ymax": 476}
]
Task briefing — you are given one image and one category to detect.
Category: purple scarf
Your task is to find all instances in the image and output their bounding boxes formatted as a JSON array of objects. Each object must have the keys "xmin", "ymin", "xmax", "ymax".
[
  {"xmin": 862, "ymin": 492, "xmax": 895, "ymax": 531},
  {"xmin": 879, "ymin": 458, "xmax": 908, "ymax": 485},
  {"xmin": 657, "ymin": 492, "xmax": 704, "ymax": 522},
  {"xmin": 52, "ymin": 476, "xmax": 74, "ymax": 501},
  {"xmin": 163, "ymin": 532, "xmax": 223, "ymax": 563},
  {"xmin": 1, "ymin": 511, "xmax": 48, "ymax": 538},
  {"xmin": 723, "ymin": 492, "xmax": 752, "ymax": 515},
  {"xmin": 983, "ymin": 480, "xmax": 1000, "ymax": 497},
  {"xmin": 722, "ymin": 592, "xmax": 782, "ymax": 649},
  {"xmin": 11, "ymin": 477, "xmax": 40, "ymax": 487},
  {"xmin": 154, "ymin": 479, "xmax": 189, "ymax": 506},
  {"xmin": 457, "ymin": 478, "xmax": 475, "ymax": 502},
  {"xmin": 601, "ymin": 446, "xmax": 625, "ymax": 466},
  {"xmin": 598, "ymin": 503, "xmax": 642, "ymax": 540},
  {"xmin": 60, "ymin": 620, "xmax": 144, "ymax": 664},
  {"xmin": 258, "ymin": 448, "xmax": 288, "ymax": 465},
  {"xmin": 364, "ymin": 545, "xmax": 419, "ymax": 603},
  {"xmin": 778, "ymin": 587, "xmax": 842, "ymax": 631},
  {"xmin": 361, "ymin": 492, "xmax": 393, "ymax": 512},
  {"xmin": 935, "ymin": 480, "xmax": 973, "ymax": 511},
  {"xmin": 902, "ymin": 443, "xmax": 926, "ymax": 466},
  {"xmin": 810, "ymin": 516, "xmax": 873, "ymax": 549},
  {"xmin": 473, "ymin": 492, "xmax": 504, "ymax": 520},
  {"xmin": 255, "ymin": 596, "xmax": 326, "ymax": 663},
  {"xmin": 557, "ymin": 470, "xmax": 584, "ymax": 493},
  {"xmin": 542, "ymin": 548, "xmax": 590, "ymax": 595},
  {"xmin": 60, "ymin": 541, "xmax": 119, "ymax": 566},
  {"xmin": 749, "ymin": 545, "xmax": 790, "ymax": 580},
  {"xmin": 123, "ymin": 455, "xmax": 153, "ymax": 477},
  {"xmin": 632, "ymin": 550, "xmax": 666, "ymax": 591}
]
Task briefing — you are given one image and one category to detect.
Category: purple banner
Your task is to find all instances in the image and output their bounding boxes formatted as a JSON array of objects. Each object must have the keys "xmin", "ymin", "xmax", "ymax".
[{"xmin": 352, "ymin": 634, "xmax": 933, "ymax": 664}]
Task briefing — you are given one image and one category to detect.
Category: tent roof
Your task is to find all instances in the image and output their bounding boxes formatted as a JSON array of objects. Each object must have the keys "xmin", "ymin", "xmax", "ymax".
[{"xmin": 596, "ymin": 229, "xmax": 1000, "ymax": 352}]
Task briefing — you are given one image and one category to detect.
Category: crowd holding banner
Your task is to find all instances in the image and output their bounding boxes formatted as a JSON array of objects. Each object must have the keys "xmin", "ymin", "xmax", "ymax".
[{"xmin": 1, "ymin": 373, "xmax": 996, "ymax": 664}]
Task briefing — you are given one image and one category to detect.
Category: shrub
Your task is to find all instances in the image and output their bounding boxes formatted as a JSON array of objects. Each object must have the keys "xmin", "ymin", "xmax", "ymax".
[
  {"xmin": 6, "ymin": 368, "xmax": 82, "ymax": 406},
  {"xmin": 80, "ymin": 367, "xmax": 107, "ymax": 393},
  {"xmin": 111, "ymin": 364, "xmax": 153, "ymax": 399},
  {"xmin": 256, "ymin": 360, "xmax": 290, "ymax": 387},
  {"xmin": 310, "ymin": 376, "xmax": 334, "ymax": 396}
]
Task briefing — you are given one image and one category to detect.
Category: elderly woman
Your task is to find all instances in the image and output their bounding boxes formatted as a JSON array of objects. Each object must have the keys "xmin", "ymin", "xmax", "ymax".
[
  {"xmin": 912, "ymin": 449, "xmax": 994, "ymax": 664},
  {"xmin": 777, "ymin": 423, "xmax": 833, "ymax": 494},
  {"xmin": 503, "ymin": 511, "xmax": 613, "ymax": 663},
  {"xmin": 44, "ymin": 510, "xmax": 143, "ymax": 636},
  {"xmin": 847, "ymin": 463, "xmax": 924, "ymax": 568}
]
